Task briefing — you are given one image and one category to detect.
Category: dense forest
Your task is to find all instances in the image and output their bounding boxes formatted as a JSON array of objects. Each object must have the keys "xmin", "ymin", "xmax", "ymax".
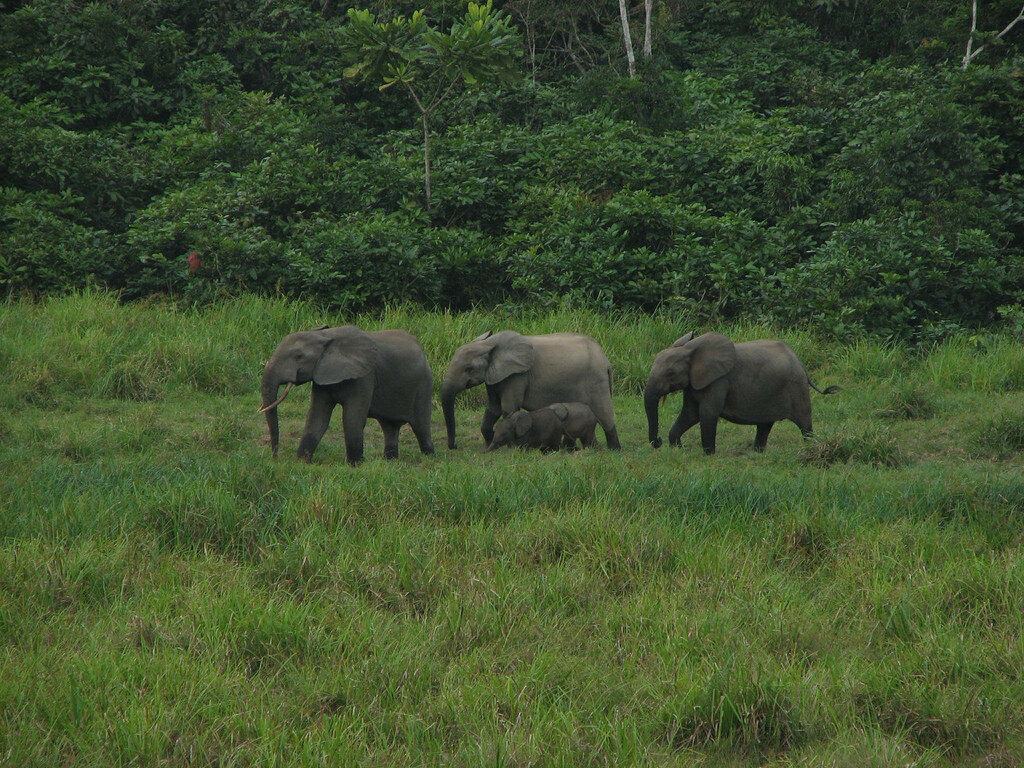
[{"xmin": 2, "ymin": 0, "xmax": 1023, "ymax": 341}]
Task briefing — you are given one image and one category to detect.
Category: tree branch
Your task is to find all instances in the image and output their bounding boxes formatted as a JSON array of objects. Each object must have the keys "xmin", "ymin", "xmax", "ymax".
[{"xmin": 963, "ymin": 1, "xmax": 1024, "ymax": 69}]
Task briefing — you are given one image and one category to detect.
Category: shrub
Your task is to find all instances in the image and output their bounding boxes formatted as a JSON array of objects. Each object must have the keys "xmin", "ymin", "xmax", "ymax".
[
  {"xmin": 0, "ymin": 188, "xmax": 115, "ymax": 293},
  {"xmin": 286, "ymin": 213, "xmax": 443, "ymax": 311}
]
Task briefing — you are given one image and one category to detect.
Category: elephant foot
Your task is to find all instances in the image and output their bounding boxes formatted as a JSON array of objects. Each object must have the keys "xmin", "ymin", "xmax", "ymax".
[{"xmin": 650, "ymin": 437, "xmax": 663, "ymax": 449}]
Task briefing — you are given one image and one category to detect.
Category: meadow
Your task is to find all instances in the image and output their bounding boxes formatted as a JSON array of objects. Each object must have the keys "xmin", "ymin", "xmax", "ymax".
[{"xmin": 2, "ymin": 291, "xmax": 1023, "ymax": 767}]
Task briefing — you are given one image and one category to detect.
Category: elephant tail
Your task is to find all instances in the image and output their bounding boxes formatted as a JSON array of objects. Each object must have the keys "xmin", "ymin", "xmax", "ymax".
[{"xmin": 809, "ymin": 378, "xmax": 842, "ymax": 396}]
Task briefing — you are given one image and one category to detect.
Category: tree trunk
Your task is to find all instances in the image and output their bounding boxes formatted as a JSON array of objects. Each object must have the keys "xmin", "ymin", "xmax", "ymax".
[
  {"xmin": 421, "ymin": 109, "xmax": 432, "ymax": 211},
  {"xmin": 618, "ymin": 0, "xmax": 636, "ymax": 77},
  {"xmin": 643, "ymin": 0, "xmax": 653, "ymax": 59}
]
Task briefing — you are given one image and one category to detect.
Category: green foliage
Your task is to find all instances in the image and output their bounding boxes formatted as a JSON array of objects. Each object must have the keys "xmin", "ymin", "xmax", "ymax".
[
  {"xmin": 339, "ymin": 2, "xmax": 521, "ymax": 210},
  {"xmin": 1, "ymin": 1, "xmax": 1023, "ymax": 342}
]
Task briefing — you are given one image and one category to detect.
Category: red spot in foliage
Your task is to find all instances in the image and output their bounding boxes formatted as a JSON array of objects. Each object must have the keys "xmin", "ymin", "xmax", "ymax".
[{"xmin": 187, "ymin": 251, "xmax": 202, "ymax": 274}]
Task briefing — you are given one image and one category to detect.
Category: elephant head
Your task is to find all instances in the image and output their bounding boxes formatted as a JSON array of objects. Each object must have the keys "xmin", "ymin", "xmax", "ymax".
[
  {"xmin": 484, "ymin": 411, "xmax": 530, "ymax": 452},
  {"xmin": 644, "ymin": 332, "xmax": 736, "ymax": 446},
  {"xmin": 441, "ymin": 330, "xmax": 536, "ymax": 449},
  {"xmin": 259, "ymin": 326, "xmax": 376, "ymax": 457}
]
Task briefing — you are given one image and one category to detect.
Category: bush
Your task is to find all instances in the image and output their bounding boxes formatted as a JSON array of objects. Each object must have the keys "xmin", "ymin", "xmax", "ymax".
[
  {"xmin": 286, "ymin": 213, "xmax": 443, "ymax": 310},
  {"xmin": 0, "ymin": 188, "xmax": 115, "ymax": 294},
  {"xmin": 775, "ymin": 214, "xmax": 1020, "ymax": 340},
  {"xmin": 123, "ymin": 179, "xmax": 290, "ymax": 299}
]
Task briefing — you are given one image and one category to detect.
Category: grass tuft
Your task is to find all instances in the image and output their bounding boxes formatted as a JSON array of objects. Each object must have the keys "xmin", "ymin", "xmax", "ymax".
[
  {"xmin": 972, "ymin": 406, "xmax": 1024, "ymax": 459},
  {"xmin": 664, "ymin": 667, "xmax": 805, "ymax": 754},
  {"xmin": 801, "ymin": 425, "xmax": 909, "ymax": 468},
  {"xmin": 875, "ymin": 379, "xmax": 939, "ymax": 420}
]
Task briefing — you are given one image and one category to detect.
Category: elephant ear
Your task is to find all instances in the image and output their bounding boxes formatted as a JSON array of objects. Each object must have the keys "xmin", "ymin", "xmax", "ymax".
[
  {"xmin": 549, "ymin": 403, "xmax": 570, "ymax": 421},
  {"xmin": 513, "ymin": 412, "xmax": 532, "ymax": 439},
  {"xmin": 312, "ymin": 326, "xmax": 377, "ymax": 385},
  {"xmin": 686, "ymin": 333, "xmax": 737, "ymax": 390},
  {"xmin": 672, "ymin": 331, "xmax": 696, "ymax": 347},
  {"xmin": 484, "ymin": 331, "xmax": 536, "ymax": 385}
]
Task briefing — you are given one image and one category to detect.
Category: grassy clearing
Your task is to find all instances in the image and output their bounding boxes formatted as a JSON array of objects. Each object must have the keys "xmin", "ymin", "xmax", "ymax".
[{"xmin": 1, "ymin": 291, "xmax": 1023, "ymax": 766}]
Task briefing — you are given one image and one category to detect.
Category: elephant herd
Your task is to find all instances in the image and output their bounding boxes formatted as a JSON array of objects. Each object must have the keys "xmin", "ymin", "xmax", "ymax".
[{"xmin": 259, "ymin": 325, "xmax": 840, "ymax": 465}]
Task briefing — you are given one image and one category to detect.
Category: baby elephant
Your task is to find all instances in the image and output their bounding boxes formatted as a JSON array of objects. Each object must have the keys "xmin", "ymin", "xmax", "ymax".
[{"xmin": 485, "ymin": 402, "xmax": 598, "ymax": 453}]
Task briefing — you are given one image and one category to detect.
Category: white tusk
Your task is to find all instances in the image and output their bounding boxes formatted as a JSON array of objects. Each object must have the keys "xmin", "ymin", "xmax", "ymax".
[{"xmin": 258, "ymin": 382, "xmax": 294, "ymax": 413}]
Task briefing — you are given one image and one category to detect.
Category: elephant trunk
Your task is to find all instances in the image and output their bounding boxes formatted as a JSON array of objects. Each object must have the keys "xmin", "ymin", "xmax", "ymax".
[
  {"xmin": 260, "ymin": 370, "xmax": 291, "ymax": 458},
  {"xmin": 644, "ymin": 384, "xmax": 663, "ymax": 448},
  {"xmin": 441, "ymin": 381, "xmax": 460, "ymax": 450}
]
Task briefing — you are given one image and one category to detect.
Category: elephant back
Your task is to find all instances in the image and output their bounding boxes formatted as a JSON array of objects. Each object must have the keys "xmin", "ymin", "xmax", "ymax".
[{"xmin": 521, "ymin": 334, "xmax": 613, "ymax": 410}]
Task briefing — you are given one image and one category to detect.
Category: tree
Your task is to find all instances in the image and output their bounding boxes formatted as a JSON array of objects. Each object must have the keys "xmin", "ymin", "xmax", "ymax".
[
  {"xmin": 617, "ymin": 0, "xmax": 637, "ymax": 77},
  {"xmin": 339, "ymin": 2, "xmax": 521, "ymax": 213},
  {"xmin": 963, "ymin": 1, "xmax": 1024, "ymax": 68}
]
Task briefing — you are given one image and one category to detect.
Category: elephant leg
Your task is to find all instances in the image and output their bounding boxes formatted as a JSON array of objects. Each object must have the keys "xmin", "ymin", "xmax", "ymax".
[
  {"xmin": 541, "ymin": 432, "xmax": 562, "ymax": 453},
  {"xmin": 753, "ymin": 422, "xmax": 774, "ymax": 452},
  {"xmin": 561, "ymin": 435, "xmax": 579, "ymax": 451},
  {"xmin": 480, "ymin": 405, "xmax": 501, "ymax": 447},
  {"xmin": 297, "ymin": 386, "xmax": 336, "ymax": 462},
  {"xmin": 341, "ymin": 399, "xmax": 370, "ymax": 466},
  {"xmin": 410, "ymin": 416, "xmax": 435, "ymax": 456},
  {"xmin": 580, "ymin": 424, "xmax": 597, "ymax": 448},
  {"xmin": 590, "ymin": 399, "xmax": 621, "ymax": 450},
  {"xmin": 668, "ymin": 401, "xmax": 699, "ymax": 447},
  {"xmin": 379, "ymin": 418, "xmax": 402, "ymax": 460},
  {"xmin": 667, "ymin": 411, "xmax": 700, "ymax": 448},
  {"xmin": 793, "ymin": 414, "xmax": 813, "ymax": 440},
  {"xmin": 697, "ymin": 401, "xmax": 720, "ymax": 455}
]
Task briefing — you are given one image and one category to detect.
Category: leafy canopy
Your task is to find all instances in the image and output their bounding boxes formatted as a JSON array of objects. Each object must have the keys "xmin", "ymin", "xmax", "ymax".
[{"xmin": 340, "ymin": 2, "xmax": 520, "ymax": 110}]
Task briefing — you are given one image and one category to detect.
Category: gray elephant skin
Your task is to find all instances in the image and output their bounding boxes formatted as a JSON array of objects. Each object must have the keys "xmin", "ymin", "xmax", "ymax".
[
  {"xmin": 645, "ymin": 332, "xmax": 840, "ymax": 454},
  {"xmin": 485, "ymin": 402, "xmax": 598, "ymax": 453},
  {"xmin": 440, "ymin": 331, "xmax": 621, "ymax": 450},
  {"xmin": 484, "ymin": 409, "xmax": 565, "ymax": 453},
  {"xmin": 259, "ymin": 325, "xmax": 434, "ymax": 465}
]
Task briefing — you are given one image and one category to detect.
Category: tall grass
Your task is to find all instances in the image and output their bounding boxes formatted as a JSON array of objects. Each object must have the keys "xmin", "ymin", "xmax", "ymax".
[{"xmin": 1, "ymin": 291, "xmax": 1022, "ymax": 766}]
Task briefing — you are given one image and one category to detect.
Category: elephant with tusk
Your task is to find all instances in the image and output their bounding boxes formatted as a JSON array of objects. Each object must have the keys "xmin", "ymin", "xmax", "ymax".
[{"xmin": 259, "ymin": 325, "xmax": 434, "ymax": 465}]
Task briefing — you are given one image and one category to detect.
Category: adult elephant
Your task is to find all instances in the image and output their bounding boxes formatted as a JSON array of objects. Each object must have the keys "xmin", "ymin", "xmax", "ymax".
[
  {"xmin": 259, "ymin": 325, "xmax": 434, "ymax": 465},
  {"xmin": 440, "ymin": 331, "xmax": 621, "ymax": 450},
  {"xmin": 645, "ymin": 332, "xmax": 840, "ymax": 454}
]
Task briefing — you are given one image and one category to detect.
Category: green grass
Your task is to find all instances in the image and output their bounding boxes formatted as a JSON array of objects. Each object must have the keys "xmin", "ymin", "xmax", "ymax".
[{"xmin": 1, "ymin": 291, "xmax": 1023, "ymax": 766}]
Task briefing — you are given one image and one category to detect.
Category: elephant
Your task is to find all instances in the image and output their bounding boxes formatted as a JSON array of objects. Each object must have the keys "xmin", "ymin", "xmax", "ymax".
[
  {"xmin": 259, "ymin": 325, "xmax": 434, "ymax": 465},
  {"xmin": 484, "ymin": 402, "xmax": 599, "ymax": 453},
  {"xmin": 644, "ymin": 332, "xmax": 841, "ymax": 455},
  {"xmin": 484, "ymin": 408, "xmax": 565, "ymax": 453},
  {"xmin": 440, "ymin": 330, "xmax": 621, "ymax": 450},
  {"xmin": 546, "ymin": 402, "xmax": 598, "ymax": 450}
]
